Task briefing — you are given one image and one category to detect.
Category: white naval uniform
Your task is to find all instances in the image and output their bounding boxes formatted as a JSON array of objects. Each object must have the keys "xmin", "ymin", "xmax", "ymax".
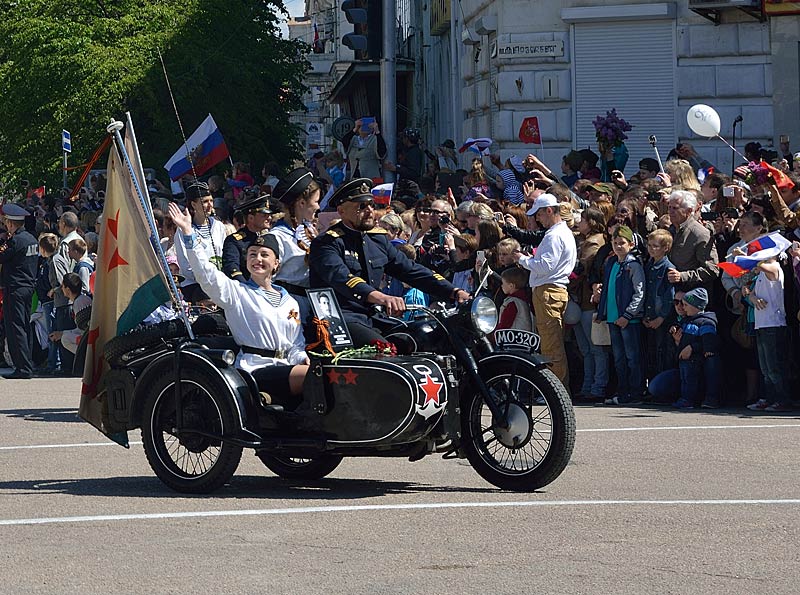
[
  {"xmin": 183, "ymin": 233, "xmax": 308, "ymax": 372},
  {"xmin": 268, "ymin": 220, "xmax": 310, "ymax": 290},
  {"xmin": 174, "ymin": 217, "xmax": 227, "ymax": 287}
]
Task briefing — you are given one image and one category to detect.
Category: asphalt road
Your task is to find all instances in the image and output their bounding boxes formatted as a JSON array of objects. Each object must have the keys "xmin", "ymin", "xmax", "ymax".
[{"xmin": 1, "ymin": 376, "xmax": 799, "ymax": 595}]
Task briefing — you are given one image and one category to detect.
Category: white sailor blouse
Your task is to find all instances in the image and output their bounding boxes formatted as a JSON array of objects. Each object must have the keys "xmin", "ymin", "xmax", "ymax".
[{"xmin": 182, "ymin": 232, "xmax": 308, "ymax": 372}]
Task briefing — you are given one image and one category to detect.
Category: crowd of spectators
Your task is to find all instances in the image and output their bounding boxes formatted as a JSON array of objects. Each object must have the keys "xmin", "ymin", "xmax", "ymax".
[{"xmin": 3, "ymin": 137, "xmax": 800, "ymax": 414}]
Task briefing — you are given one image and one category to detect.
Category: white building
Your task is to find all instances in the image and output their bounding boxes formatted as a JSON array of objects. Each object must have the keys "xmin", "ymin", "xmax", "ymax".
[{"xmin": 422, "ymin": 0, "xmax": 800, "ymax": 176}]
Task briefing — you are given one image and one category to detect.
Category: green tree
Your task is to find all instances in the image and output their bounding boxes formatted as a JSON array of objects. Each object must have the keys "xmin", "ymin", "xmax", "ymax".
[{"xmin": 0, "ymin": 0, "xmax": 309, "ymax": 190}]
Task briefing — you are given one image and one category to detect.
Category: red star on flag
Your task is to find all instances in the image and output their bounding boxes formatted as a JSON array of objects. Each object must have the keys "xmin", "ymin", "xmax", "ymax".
[
  {"xmin": 342, "ymin": 369, "xmax": 359, "ymax": 385},
  {"xmin": 420, "ymin": 374, "xmax": 443, "ymax": 407},
  {"xmin": 326, "ymin": 369, "xmax": 342, "ymax": 385},
  {"xmin": 107, "ymin": 209, "xmax": 122, "ymax": 238}
]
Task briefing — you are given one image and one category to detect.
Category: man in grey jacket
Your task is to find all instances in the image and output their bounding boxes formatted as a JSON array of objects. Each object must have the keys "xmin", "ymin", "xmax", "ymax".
[{"xmin": 666, "ymin": 191, "xmax": 719, "ymax": 291}]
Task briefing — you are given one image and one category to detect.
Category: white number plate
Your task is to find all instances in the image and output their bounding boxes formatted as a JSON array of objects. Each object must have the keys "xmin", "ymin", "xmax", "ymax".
[{"xmin": 494, "ymin": 329, "xmax": 541, "ymax": 352}]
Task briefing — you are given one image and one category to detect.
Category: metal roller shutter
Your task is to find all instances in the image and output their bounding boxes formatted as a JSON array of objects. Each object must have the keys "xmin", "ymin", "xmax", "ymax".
[{"xmin": 573, "ymin": 20, "xmax": 676, "ymax": 174}]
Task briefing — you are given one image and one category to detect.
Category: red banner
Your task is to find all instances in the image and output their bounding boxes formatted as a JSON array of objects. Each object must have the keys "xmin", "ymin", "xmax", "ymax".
[{"xmin": 519, "ymin": 117, "xmax": 541, "ymax": 145}]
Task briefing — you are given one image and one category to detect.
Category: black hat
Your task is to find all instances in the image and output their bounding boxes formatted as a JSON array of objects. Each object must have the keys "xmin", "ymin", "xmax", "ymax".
[
  {"xmin": 235, "ymin": 193, "xmax": 278, "ymax": 215},
  {"xmin": 185, "ymin": 181, "xmax": 211, "ymax": 201},
  {"xmin": 273, "ymin": 167, "xmax": 315, "ymax": 204},
  {"xmin": 638, "ymin": 158, "xmax": 660, "ymax": 173},
  {"xmin": 247, "ymin": 233, "xmax": 281, "ymax": 258},
  {"xmin": 329, "ymin": 178, "xmax": 375, "ymax": 208}
]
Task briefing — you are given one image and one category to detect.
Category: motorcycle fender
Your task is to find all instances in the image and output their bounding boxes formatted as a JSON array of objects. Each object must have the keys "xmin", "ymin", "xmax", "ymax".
[
  {"xmin": 477, "ymin": 351, "xmax": 550, "ymax": 371},
  {"xmin": 130, "ymin": 350, "xmax": 260, "ymax": 439}
]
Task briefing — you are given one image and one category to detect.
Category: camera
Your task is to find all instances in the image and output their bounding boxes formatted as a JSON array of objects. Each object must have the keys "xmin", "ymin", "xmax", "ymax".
[
  {"xmin": 493, "ymin": 212, "xmax": 504, "ymax": 223},
  {"xmin": 723, "ymin": 186, "xmax": 735, "ymax": 198},
  {"xmin": 439, "ymin": 214, "xmax": 451, "ymax": 226},
  {"xmin": 700, "ymin": 211, "xmax": 720, "ymax": 222},
  {"xmin": 723, "ymin": 207, "xmax": 740, "ymax": 219}
]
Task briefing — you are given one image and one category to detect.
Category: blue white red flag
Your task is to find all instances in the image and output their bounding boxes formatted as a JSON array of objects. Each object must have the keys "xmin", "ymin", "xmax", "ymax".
[
  {"xmin": 458, "ymin": 137, "xmax": 493, "ymax": 155},
  {"xmin": 718, "ymin": 232, "xmax": 792, "ymax": 278},
  {"xmin": 372, "ymin": 183, "xmax": 393, "ymax": 206},
  {"xmin": 164, "ymin": 114, "xmax": 230, "ymax": 181}
]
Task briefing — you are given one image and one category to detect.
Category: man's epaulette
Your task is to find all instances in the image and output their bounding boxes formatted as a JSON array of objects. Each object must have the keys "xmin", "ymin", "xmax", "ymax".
[
  {"xmin": 233, "ymin": 231, "xmax": 245, "ymax": 241},
  {"xmin": 366, "ymin": 226, "xmax": 388, "ymax": 234},
  {"xmin": 325, "ymin": 223, "xmax": 345, "ymax": 238}
]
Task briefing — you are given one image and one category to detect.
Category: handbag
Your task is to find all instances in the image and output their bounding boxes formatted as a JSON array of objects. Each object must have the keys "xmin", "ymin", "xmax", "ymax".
[
  {"xmin": 731, "ymin": 313, "xmax": 754, "ymax": 350},
  {"xmin": 590, "ymin": 319, "xmax": 611, "ymax": 346}
]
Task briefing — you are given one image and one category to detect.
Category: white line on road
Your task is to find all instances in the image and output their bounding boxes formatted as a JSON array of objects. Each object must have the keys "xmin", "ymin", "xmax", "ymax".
[
  {"xmin": 0, "ymin": 441, "xmax": 142, "ymax": 451},
  {"xmin": 577, "ymin": 423, "xmax": 800, "ymax": 433},
  {"xmin": 1, "ymin": 424, "xmax": 799, "ymax": 451},
  {"xmin": 1, "ymin": 498, "xmax": 799, "ymax": 527}
]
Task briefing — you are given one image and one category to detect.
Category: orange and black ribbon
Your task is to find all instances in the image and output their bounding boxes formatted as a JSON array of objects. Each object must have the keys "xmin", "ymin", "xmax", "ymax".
[{"xmin": 306, "ymin": 317, "xmax": 337, "ymax": 357}]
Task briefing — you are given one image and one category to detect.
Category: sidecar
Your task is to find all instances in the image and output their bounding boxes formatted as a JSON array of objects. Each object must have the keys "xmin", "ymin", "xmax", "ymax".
[{"xmin": 101, "ymin": 319, "xmax": 459, "ymax": 493}]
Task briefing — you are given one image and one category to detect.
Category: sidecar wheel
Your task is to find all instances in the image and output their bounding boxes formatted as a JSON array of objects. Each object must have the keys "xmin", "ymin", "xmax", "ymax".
[
  {"xmin": 257, "ymin": 453, "xmax": 343, "ymax": 480},
  {"xmin": 141, "ymin": 369, "xmax": 243, "ymax": 493},
  {"xmin": 463, "ymin": 361, "xmax": 575, "ymax": 491}
]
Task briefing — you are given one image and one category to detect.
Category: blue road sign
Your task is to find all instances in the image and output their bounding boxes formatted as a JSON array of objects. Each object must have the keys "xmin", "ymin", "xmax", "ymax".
[{"xmin": 62, "ymin": 129, "xmax": 72, "ymax": 153}]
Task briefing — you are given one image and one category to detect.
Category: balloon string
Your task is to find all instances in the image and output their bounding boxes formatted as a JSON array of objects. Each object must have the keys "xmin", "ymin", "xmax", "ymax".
[{"xmin": 715, "ymin": 134, "xmax": 748, "ymax": 163}]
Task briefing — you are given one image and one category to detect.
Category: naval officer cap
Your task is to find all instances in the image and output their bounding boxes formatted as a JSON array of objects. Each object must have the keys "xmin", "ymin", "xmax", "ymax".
[
  {"xmin": 235, "ymin": 192, "xmax": 278, "ymax": 216},
  {"xmin": 330, "ymin": 178, "xmax": 375, "ymax": 208},
  {"xmin": 247, "ymin": 233, "xmax": 281, "ymax": 259},
  {"xmin": 273, "ymin": 167, "xmax": 316, "ymax": 205},
  {"xmin": 1, "ymin": 203, "xmax": 31, "ymax": 221}
]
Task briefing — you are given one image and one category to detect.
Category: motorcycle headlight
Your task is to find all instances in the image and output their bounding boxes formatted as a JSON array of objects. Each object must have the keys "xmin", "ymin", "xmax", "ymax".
[{"xmin": 470, "ymin": 296, "xmax": 498, "ymax": 335}]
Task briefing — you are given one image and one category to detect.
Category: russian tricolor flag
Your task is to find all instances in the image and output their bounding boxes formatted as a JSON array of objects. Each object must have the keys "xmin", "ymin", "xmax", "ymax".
[
  {"xmin": 164, "ymin": 114, "xmax": 230, "ymax": 181},
  {"xmin": 719, "ymin": 232, "xmax": 792, "ymax": 278},
  {"xmin": 372, "ymin": 183, "xmax": 393, "ymax": 206}
]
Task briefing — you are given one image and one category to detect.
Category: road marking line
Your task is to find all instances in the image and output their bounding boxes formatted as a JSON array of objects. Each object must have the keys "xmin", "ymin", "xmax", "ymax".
[
  {"xmin": 1, "ymin": 498, "xmax": 799, "ymax": 527},
  {"xmin": 577, "ymin": 424, "xmax": 800, "ymax": 433},
  {"xmin": 1, "ymin": 424, "xmax": 799, "ymax": 451},
  {"xmin": 0, "ymin": 441, "xmax": 142, "ymax": 451}
]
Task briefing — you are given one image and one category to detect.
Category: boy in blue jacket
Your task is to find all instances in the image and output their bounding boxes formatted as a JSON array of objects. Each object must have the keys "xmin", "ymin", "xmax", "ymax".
[
  {"xmin": 643, "ymin": 229, "xmax": 675, "ymax": 380},
  {"xmin": 669, "ymin": 287, "xmax": 720, "ymax": 409},
  {"xmin": 597, "ymin": 225, "xmax": 645, "ymax": 405}
]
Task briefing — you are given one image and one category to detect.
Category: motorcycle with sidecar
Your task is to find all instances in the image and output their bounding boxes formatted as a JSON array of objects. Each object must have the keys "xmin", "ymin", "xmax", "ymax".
[{"xmin": 101, "ymin": 291, "xmax": 576, "ymax": 494}]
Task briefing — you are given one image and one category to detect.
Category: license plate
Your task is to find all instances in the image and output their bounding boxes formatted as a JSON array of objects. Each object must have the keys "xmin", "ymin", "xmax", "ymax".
[{"xmin": 494, "ymin": 329, "xmax": 541, "ymax": 352}]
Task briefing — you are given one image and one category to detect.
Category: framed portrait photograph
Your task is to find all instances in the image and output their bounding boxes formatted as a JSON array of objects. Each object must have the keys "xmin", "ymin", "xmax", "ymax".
[{"xmin": 306, "ymin": 288, "xmax": 353, "ymax": 348}]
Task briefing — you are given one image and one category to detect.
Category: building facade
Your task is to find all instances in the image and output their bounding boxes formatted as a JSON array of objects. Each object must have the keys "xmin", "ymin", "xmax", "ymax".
[{"xmin": 423, "ymin": 0, "xmax": 799, "ymax": 175}]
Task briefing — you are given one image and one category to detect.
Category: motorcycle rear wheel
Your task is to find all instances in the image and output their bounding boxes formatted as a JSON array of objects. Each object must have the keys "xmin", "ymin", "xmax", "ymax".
[
  {"xmin": 463, "ymin": 360, "xmax": 575, "ymax": 491},
  {"xmin": 141, "ymin": 369, "xmax": 243, "ymax": 493},
  {"xmin": 257, "ymin": 453, "xmax": 343, "ymax": 480}
]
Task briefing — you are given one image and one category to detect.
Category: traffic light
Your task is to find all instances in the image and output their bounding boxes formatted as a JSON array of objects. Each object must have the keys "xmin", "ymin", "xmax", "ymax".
[{"xmin": 341, "ymin": 0, "xmax": 382, "ymax": 59}]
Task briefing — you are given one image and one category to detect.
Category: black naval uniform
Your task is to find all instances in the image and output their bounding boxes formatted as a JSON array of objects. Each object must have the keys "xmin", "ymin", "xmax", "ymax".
[
  {"xmin": 309, "ymin": 221, "xmax": 457, "ymax": 345},
  {"xmin": 0, "ymin": 228, "xmax": 39, "ymax": 377},
  {"xmin": 222, "ymin": 227, "xmax": 259, "ymax": 281}
]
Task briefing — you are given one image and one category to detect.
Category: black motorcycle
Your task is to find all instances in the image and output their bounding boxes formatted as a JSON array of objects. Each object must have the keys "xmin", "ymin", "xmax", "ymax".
[{"xmin": 102, "ymin": 285, "xmax": 575, "ymax": 494}]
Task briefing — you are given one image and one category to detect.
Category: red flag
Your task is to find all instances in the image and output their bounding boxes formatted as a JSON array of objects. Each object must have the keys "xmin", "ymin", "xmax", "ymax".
[
  {"xmin": 761, "ymin": 160, "xmax": 795, "ymax": 191},
  {"xmin": 519, "ymin": 117, "xmax": 541, "ymax": 144}
]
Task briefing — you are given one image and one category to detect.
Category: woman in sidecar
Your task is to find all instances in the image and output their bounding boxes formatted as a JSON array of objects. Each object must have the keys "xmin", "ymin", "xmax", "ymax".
[{"xmin": 167, "ymin": 202, "xmax": 309, "ymax": 404}]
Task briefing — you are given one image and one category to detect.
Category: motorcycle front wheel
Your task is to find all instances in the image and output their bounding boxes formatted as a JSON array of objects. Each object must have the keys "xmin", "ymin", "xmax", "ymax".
[
  {"xmin": 257, "ymin": 453, "xmax": 343, "ymax": 480},
  {"xmin": 463, "ymin": 359, "xmax": 575, "ymax": 491},
  {"xmin": 141, "ymin": 368, "xmax": 243, "ymax": 493}
]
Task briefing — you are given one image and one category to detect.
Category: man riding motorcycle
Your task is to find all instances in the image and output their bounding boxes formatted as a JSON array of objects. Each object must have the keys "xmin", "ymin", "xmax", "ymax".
[{"xmin": 309, "ymin": 178, "xmax": 470, "ymax": 346}]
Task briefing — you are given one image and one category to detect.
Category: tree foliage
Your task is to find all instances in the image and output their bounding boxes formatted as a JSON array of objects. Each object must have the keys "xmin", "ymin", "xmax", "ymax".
[{"xmin": 0, "ymin": 0, "xmax": 309, "ymax": 189}]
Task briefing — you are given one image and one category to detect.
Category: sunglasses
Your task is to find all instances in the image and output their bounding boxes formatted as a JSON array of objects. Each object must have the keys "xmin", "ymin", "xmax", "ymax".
[
  {"xmin": 358, "ymin": 201, "xmax": 375, "ymax": 211},
  {"xmin": 673, "ymin": 299, "xmax": 685, "ymax": 305}
]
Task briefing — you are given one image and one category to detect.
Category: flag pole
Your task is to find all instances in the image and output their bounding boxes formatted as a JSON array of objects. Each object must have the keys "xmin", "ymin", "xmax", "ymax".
[
  {"xmin": 124, "ymin": 112, "xmax": 186, "ymax": 310},
  {"xmin": 107, "ymin": 119, "xmax": 194, "ymax": 340}
]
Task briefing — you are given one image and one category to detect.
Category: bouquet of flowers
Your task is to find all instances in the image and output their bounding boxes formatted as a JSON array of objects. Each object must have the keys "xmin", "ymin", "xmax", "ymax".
[
  {"xmin": 745, "ymin": 161, "xmax": 772, "ymax": 187},
  {"xmin": 592, "ymin": 109, "xmax": 633, "ymax": 148}
]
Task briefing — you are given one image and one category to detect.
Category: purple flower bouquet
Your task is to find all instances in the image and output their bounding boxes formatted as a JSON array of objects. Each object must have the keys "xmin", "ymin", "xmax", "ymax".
[{"xmin": 592, "ymin": 109, "xmax": 633, "ymax": 148}]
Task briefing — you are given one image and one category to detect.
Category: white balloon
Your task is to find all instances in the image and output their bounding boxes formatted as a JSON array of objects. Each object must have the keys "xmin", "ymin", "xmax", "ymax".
[{"xmin": 687, "ymin": 104, "xmax": 721, "ymax": 138}]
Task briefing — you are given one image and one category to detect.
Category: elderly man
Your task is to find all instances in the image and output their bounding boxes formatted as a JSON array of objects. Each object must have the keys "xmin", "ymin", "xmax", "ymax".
[
  {"xmin": 513, "ymin": 193, "xmax": 577, "ymax": 387},
  {"xmin": 666, "ymin": 190, "xmax": 719, "ymax": 291}
]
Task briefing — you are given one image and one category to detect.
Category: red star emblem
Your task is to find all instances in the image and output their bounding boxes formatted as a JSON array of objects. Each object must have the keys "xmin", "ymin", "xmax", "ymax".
[
  {"xmin": 342, "ymin": 369, "xmax": 359, "ymax": 385},
  {"xmin": 107, "ymin": 209, "xmax": 121, "ymax": 239},
  {"xmin": 326, "ymin": 369, "xmax": 342, "ymax": 384},
  {"xmin": 420, "ymin": 374, "xmax": 443, "ymax": 407},
  {"xmin": 80, "ymin": 327, "xmax": 104, "ymax": 399},
  {"xmin": 107, "ymin": 247, "xmax": 129, "ymax": 273}
]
